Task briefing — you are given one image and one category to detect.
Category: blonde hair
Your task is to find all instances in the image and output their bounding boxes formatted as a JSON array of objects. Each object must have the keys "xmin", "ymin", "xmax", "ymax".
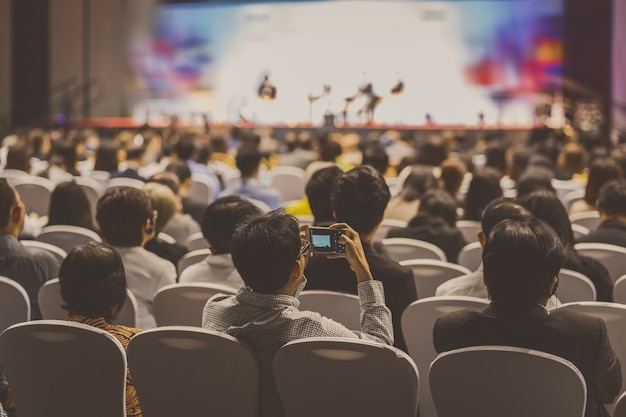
[{"xmin": 141, "ymin": 183, "xmax": 177, "ymax": 234}]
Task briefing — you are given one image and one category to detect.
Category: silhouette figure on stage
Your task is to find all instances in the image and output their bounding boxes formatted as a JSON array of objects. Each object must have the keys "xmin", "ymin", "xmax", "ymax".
[{"xmin": 258, "ymin": 75, "xmax": 277, "ymax": 100}]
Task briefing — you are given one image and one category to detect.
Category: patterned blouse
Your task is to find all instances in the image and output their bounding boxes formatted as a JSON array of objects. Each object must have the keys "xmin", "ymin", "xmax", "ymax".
[{"xmin": 66, "ymin": 315, "xmax": 142, "ymax": 417}]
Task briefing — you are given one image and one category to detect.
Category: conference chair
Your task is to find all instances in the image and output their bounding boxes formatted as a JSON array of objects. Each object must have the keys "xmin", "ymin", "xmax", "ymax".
[
  {"xmin": 298, "ymin": 290, "xmax": 361, "ymax": 329},
  {"xmin": 570, "ymin": 211, "xmax": 601, "ymax": 232},
  {"xmin": 574, "ymin": 243, "xmax": 626, "ymax": 283},
  {"xmin": 0, "ymin": 168, "xmax": 29, "ymax": 183},
  {"xmin": 374, "ymin": 218, "xmax": 408, "ymax": 242},
  {"xmin": 381, "ymin": 238, "xmax": 447, "ymax": 263},
  {"xmin": 571, "ymin": 223, "xmax": 590, "ymax": 240},
  {"xmin": 190, "ymin": 173, "xmax": 218, "ymax": 204},
  {"xmin": 430, "ymin": 345, "xmax": 587, "ymax": 417},
  {"xmin": 87, "ymin": 169, "xmax": 112, "ymax": 188},
  {"xmin": 455, "ymin": 220, "xmax": 481, "ymax": 243},
  {"xmin": 157, "ymin": 232, "xmax": 176, "ymax": 244},
  {"xmin": 613, "ymin": 391, "xmax": 626, "ymax": 417},
  {"xmin": 11, "ymin": 175, "xmax": 55, "ymax": 216},
  {"xmin": 0, "ymin": 276, "xmax": 30, "ymax": 332},
  {"xmin": 153, "ymin": 283, "xmax": 236, "ymax": 327},
  {"xmin": 177, "ymin": 249, "xmax": 211, "ymax": 275},
  {"xmin": 563, "ymin": 190, "xmax": 585, "ymax": 211},
  {"xmin": 184, "ymin": 232, "xmax": 210, "ymax": 251},
  {"xmin": 401, "ymin": 296, "xmax": 489, "ymax": 417},
  {"xmin": 73, "ymin": 176, "xmax": 104, "ymax": 225},
  {"xmin": 399, "ymin": 259, "xmax": 471, "ymax": 299},
  {"xmin": 553, "ymin": 179, "xmax": 584, "ymax": 202},
  {"xmin": 273, "ymin": 337, "xmax": 419, "ymax": 417},
  {"xmin": 557, "ymin": 269, "xmax": 597, "ymax": 303},
  {"xmin": 270, "ymin": 165, "xmax": 306, "ymax": 201},
  {"xmin": 457, "ymin": 241, "xmax": 482, "ymax": 271},
  {"xmin": 613, "ymin": 275, "xmax": 626, "ymax": 304},
  {"xmin": 0, "ymin": 320, "xmax": 127, "ymax": 417},
  {"xmin": 107, "ymin": 177, "xmax": 145, "ymax": 190},
  {"xmin": 36, "ymin": 224, "xmax": 102, "ymax": 253},
  {"xmin": 20, "ymin": 240, "xmax": 68, "ymax": 264},
  {"xmin": 127, "ymin": 327, "xmax": 259, "ymax": 417},
  {"xmin": 38, "ymin": 278, "xmax": 139, "ymax": 327}
]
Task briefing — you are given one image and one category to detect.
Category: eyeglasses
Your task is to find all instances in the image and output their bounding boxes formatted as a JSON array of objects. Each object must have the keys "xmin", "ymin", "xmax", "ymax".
[{"xmin": 299, "ymin": 239, "xmax": 312, "ymax": 258}]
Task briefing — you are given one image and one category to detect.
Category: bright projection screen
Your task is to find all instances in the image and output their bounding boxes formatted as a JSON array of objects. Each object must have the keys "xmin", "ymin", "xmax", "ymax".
[{"xmin": 127, "ymin": 0, "xmax": 563, "ymax": 127}]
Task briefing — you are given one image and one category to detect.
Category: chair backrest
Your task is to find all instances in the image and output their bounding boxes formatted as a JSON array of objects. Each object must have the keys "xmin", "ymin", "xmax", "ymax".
[
  {"xmin": 430, "ymin": 345, "xmax": 586, "ymax": 417},
  {"xmin": 399, "ymin": 259, "xmax": 471, "ymax": 299},
  {"xmin": 12, "ymin": 175, "xmax": 55, "ymax": 216},
  {"xmin": 570, "ymin": 211, "xmax": 601, "ymax": 232},
  {"xmin": 153, "ymin": 283, "xmax": 236, "ymax": 327},
  {"xmin": 457, "ymin": 241, "xmax": 483, "ymax": 271},
  {"xmin": 107, "ymin": 177, "xmax": 145, "ymax": 190},
  {"xmin": 270, "ymin": 165, "xmax": 306, "ymax": 201},
  {"xmin": 571, "ymin": 223, "xmax": 590, "ymax": 240},
  {"xmin": 177, "ymin": 249, "xmax": 212, "ymax": 275},
  {"xmin": 0, "ymin": 277, "xmax": 30, "ymax": 332},
  {"xmin": 38, "ymin": 278, "xmax": 138, "ymax": 327},
  {"xmin": 73, "ymin": 176, "xmax": 104, "ymax": 226},
  {"xmin": 563, "ymin": 189, "xmax": 585, "ymax": 211},
  {"xmin": 613, "ymin": 391, "xmax": 626, "ymax": 417},
  {"xmin": 298, "ymin": 290, "xmax": 361, "ymax": 329},
  {"xmin": 401, "ymin": 296, "xmax": 489, "ymax": 417},
  {"xmin": 455, "ymin": 220, "xmax": 481, "ymax": 243},
  {"xmin": 381, "ymin": 238, "xmax": 447, "ymax": 263},
  {"xmin": 374, "ymin": 218, "xmax": 408, "ymax": 242},
  {"xmin": 613, "ymin": 275, "xmax": 626, "ymax": 304},
  {"xmin": 127, "ymin": 326, "xmax": 258, "ymax": 417},
  {"xmin": 20, "ymin": 240, "xmax": 68, "ymax": 264},
  {"xmin": 274, "ymin": 337, "xmax": 419, "ymax": 417},
  {"xmin": 190, "ymin": 174, "xmax": 218, "ymax": 204},
  {"xmin": 87, "ymin": 170, "xmax": 112, "ymax": 188},
  {"xmin": 557, "ymin": 268, "xmax": 597, "ymax": 303},
  {"xmin": 0, "ymin": 320, "xmax": 127, "ymax": 417},
  {"xmin": 157, "ymin": 232, "xmax": 176, "ymax": 244},
  {"xmin": 553, "ymin": 179, "xmax": 584, "ymax": 202},
  {"xmin": 574, "ymin": 243, "xmax": 626, "ymax": 283},
  {"xmin": 184, "ymin": 232, "xmax": 210, "ymax": 251},
  {"xmin": 36, "ymin": 224, "xmax": 102, "ymax": 253}
]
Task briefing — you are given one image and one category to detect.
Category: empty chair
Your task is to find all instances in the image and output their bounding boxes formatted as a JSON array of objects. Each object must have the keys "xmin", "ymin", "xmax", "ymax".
[
  {"xmin": 184, "ymin": 232, "xmax": 210, "ymax": 251},
  {"xmin": 381, "ymin": 238, "xmax": 446, "ymax": 263},
  {"xmin": 557, "ymin": 269, "xmax": 597, "ymax": 303},
  {"xmin": 11, "ymin": 175, "xmax": 55, "ymax": 216},
  {"xmin": 274, "ymin": 338, "xmax": 419, "ymax": 417},
  {"xmin": 127, "ymin": 327, "xmax": 258, "ymax": 417},
  {"xmin": 613, "ymin": 275, "xmax": 626, "ymax": 304},
  {"xmin": 455, "ymin": 220, "xmax": 481, "ymax": 243},
  {"xmin": 20, "ymin": 240, "xmax": 68, "ymax": 264},
  {"xmin": 430, "ymin": 345, "xmax": 586, "ymax": 417},
  {"xmin": 0, "ymin": 276, "xmax": 30, "ymax": 332},
  {"xmin": 0, "ymin": 320, "xmax": 127, "ymax": 417},
  {"xmin": 401, "ymin": 296, "xmax": 488, "ymax": 417},
  {"xmin": 177, "ymin": 249, "xmax": 212, "ymax": 275},
  {"xmin": 457, "ymin": 241, "xmax": 482, "ymax": 271},
  {"xmin": 270, "ymin": 165, "xmax": 306, "ymax": 201},
  {"xmin": 36, "ymin": 225, "xmax": 102, "ymax": 253},
  {"xmin": 572, "ymin": 223, "xmax": 590, "ymax": 240},
  {"xmin": 574, "ymin": 243, "xmax": 626, "ymax": 282},
  {"xmin": 107, "ymin": 177, "xmax": 145, "ymax": 190},
  {"xmin": 570, "ymin": 211, "xmax": 601, "ymax": 232},
  {"xmin": 374, "ymin": 218, "xmax": 408, "ymax": 242},
  {"xmin": 190, "ymin": 174, "xmax": 218, "ymax": 204},
  {"xmin": 298, "ymin": 290, "xmax": 360, "ymax": 329},
  {"xmin": 614, "ymin": 391, "xmax": 626, "ymax": 417},
  {"xmin": 399, "ymin": 259, "xmax": 471, "ymax": 299},
  {"xmin": 38, "ymin": 278, "xmax": 139, "ymax": 327},
  {"xmin": 153, "ymin": 283, "xmax": 236, "ymax": 327}
]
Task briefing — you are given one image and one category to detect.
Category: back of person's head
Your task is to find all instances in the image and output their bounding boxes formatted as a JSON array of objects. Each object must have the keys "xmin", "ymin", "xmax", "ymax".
[
  {"xmin": 231, "ymin": 212, "xmax": 300, "ymax": 293},
  {"xmin": 202, "ymin": 196, "xmax": 262, "ymax": 254},
  {"xmin": 165, "ymin": 161, "xmax": 192, "ymax": 184},
  {"xmin": 142, "ymin": 183, "xmax": 177, "ymax": 234},
  {"xmin": 51, "ymin": 139, "xmax": 78, "ymax": 170},
  {"xmin": 415, "ymin": 136, "xmax": 448, "ymax": 167},
  {"xmin": 147, "ymin": 172, "xmax": 181, "ymax": 196},
  {"xmin": 94, "ymin": 141, "xmax": 119, "ymax": 172},
  {"xmin": 175, "ymin": 134, "xmax": 197, "ymax": 160},
  {"xmin": 59, "ymin": 242, "xmax": 126, "ymax": 322},
  {"xmin": 484, "ymin": 141, "xmax": 508, "ymax": 174},
  {"xmin": 509, "ymin": 147, "xmax": 532, "ymax": 181},
  {"xmin": 5, "ymin": 143, "xmax": 32, "ymax": 172},
  {"xmin": 96, "ymin": 187, "xmax": 153, "ymax": 247},
  {"xmin": 48, "ymin": 181, "xmax": 95, "ymax": 230},
  {"xmin": 211, "ymin": 136, "xmax": 229, "ymax": 154},
  {"xmin": 559, "ymin": 142, "xmax": 585, "ymax": 174},
  {"xmin": 417, "ymin": 190, "xmax": 458, "ymax": 227},
  {"xmin": 480, "ymin": 198, "xmax": 532, "ymax": 238},
  {"xmin": 515, "ymin": 167, "xmax": 555, "ymax": 198},
  {"xmin": 236, "ymin": 145, "xmax": 262, "ymax": 177},
  {"xmin": 319, "ymin": 140, "xmax": 342, "ymax": 162},
  {"xmin": 400, "ymin": 166, "xmax": 439, "ymax": 202},
  {"xmin": 0, "ymin": 178, "xmax": 17, "ymax": 229},
  {"xmin": 125, "ymin": 146, "xmax": 146, "ymax": 162},
  {"xmin": 483, "ymin": 218, "xmax": 564, "ymax": 304},
  {"xmin": 463, "ymin": 168, "xmax": 503, "ymax": 221},
  {"xmin": 331, "ymin": 165, "xmax": 391, "ymax": 234},
  {"xmin": 584, "ymin": 157, "xmax": 623, "ymax": 206},
  {"xmin": 305, "ymin": 166, "xmax": 343, "ymax": 225},
  {"xmin": 527, "ymin": 154, "xmax": 554, "ymax": 172},
  {"xmin": 598, "ymin": 179, "xmax": 626, "ymax": 218},
  {"xmin": 439, "ymin": 157, "xmax": 467, "ymax": 196},
  {"xmin": 361, "ymin": 143, "xmax": 389, "ymax": 176}
]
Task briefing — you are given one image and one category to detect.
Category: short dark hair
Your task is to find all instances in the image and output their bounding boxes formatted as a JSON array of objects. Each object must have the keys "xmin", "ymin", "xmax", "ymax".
[
  {"xmin": 418, "ymin": 190, "xmax": 458, "ymax": 227},
  {"xmin": 331, "ymin": 165, "xmax": 391, "ymax": 234},
  {"xmin": 236, "ymin": 145, "xmax": 262, "ymax": 177},
  {"xmin": 361, "ymin": 143, "xmax": 389, "ymax": 176},
  {"xmin": 598, "ymin": 179, "xmax": 626, "ymax": 217},
  {"xmin": 483, "ymin": 219, "xmax": 564, "ymax": 304},
  {"xmin": 165, "ymin": 161, "xmax": 192, "ymax": 184},
  {"xmin": 5, "ymin": 143, "xmax": 32, "ymax": 172},
  {"xmin": 399, "ymin": 166, "xmax": 439, "ymax": 202},
  {"xmin": 59, "ymin": 242, "xmax": 127, "ymax": 322},
  {"xmin": 96, "ymin": 187, "xmax": 152, "ymax": 247},
  {"xmin": 480, "ymin": 198, "xmax": 532, "ymax": 238},
  {"xmin": 231, "ymin": 212, "xmax": 300, "ymax": 293},
  {"xmin": 175, "ymin": 134, "xmax": 197, "ymax": 160},
  {"xmin": 305, "ymin": 166, "xmax": 343, "ymax": 225},
  {"xmin": 463, "ymin": 168, "xmax": 503, "ymax": 221},
  {"xmin": 202, "ymin": 196, "xmax": 262, "ymax": 254},
  {"xmin": 515, "ymin": 168, "xmax": 555, "ymax": 199},
  {"xmin": 48, "ymin": 181, "xmax": 95, "ymax": 230},
  {"xmin": 147, "ymin": 172, "xmax": 181, "ymax": 195},
  {"xmin": 0, "ymin": 179, "xmax": 17, "ymax": 228}
]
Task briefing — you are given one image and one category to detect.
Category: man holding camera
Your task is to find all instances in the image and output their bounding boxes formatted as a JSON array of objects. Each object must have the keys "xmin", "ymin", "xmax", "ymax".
[{"xmin": 202, "ymin": 212, "xmax": 393, "ymax": 417}]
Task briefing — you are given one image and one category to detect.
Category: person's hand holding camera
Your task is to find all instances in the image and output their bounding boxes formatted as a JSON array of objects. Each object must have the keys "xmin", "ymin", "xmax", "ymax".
[{"xmin": 326, "ymin": 223, "xmax": 373, "ymax": 283}]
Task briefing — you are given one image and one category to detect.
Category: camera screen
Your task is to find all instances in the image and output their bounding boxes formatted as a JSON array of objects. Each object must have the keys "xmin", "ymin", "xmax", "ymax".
[{"xmin": 311, "ymin": 234, "xmax": 332, "ymax": 249}]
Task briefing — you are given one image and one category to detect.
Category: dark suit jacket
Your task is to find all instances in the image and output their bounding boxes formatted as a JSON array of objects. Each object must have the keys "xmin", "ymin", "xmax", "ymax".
[
  {"xmin": 577, "ymin": 219, "xmax": 626, "ymax": 248},
  {"xmin": 304, "ymin": 241, "xmax": 417, "ymax": 351},
  {"xmin": 182, "ymin": 197, "xmax": 208, "ymax": 225},
  {"xmin": 434, "ymin": 303, "xmax": 622, "ymax": 417}
]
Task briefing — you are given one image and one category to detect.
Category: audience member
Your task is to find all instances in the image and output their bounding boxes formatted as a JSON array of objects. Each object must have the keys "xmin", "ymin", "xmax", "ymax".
[
  {"xmin": 361, "ymin": 142, "xmax": 390, "ymax": 176},
  {"xmin": 515, "ymin": 167, "xmax": 555, "ymax": 199},
  {"xmin": 570, "ymin": 157, "xmax": 623, "ymax": 215},
  {"xmin": 508, "ymin": 147, "xmax": 532, "ymax": 182},
  {"xmin": 387, "ymin": 190, "xmax": 467, "ymax": 262},
  {"xmin": 59, "ymin": 242, "xmax": 142, "ymax": 417},
  {"xmin": 556, "ymin": 142, "xmax": 585, "ymax": 180},
  {"xmin": 94, "ymin": 141, "xmax": 119, "ymax": 173},
  {"xmin": 484, "ymin": 140, "xmax": 508, "ymax": 177},
  {"xmin": 384, "ymin": 166, "xmax": 439, "ymax": 222},
  {"xmin": 304, "ymin": 165, "xmax": 416, "ymax": 351},
  {"xmin": 112, "ymin": 146, "xmax": 146, "ymax": 182},
  {"xmin": 439, "ymin": 157, "xmax": 467, "ymax": 203},
  {"xmin": 577, "ymin": 179, "xmax": 626, "ymax": 247},
  {"xmin": 4, "ymin": 143, "xmax": 32, "ymax": 173},
  {"xmin": 305, "ymin": 165, "xmax": 344, "ymax": 226},
  {"xmin": 278, "ymin": 131, "xmax": 317, "ymax": 169},
  {"xmin": 157, "ymin": 167, "xmax": 204, "ymax": 242},
  {"xmin": 47, "ymin": 181, "xmax": 98, "ymax": 232},
  {"xmin": 179, "ymin": 196, "xmax": 261, "ymax": 287},
  {"xmin": 96, "ymin": 187, "xmax": 176, "ymax": 329},
  {"xmin": 202, "ymin": 213, "xmax": 392, "ymax": 417},
  {"xmin": 463, "ymin": 168, "xmax": 503, "ymax": 221},
  {"xmin": 434, "ymin": 218, "xmax": 622, "ymax": 417}
]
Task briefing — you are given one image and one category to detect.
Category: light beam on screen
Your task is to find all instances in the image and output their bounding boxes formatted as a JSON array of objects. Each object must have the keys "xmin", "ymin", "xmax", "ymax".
[{"xmin": 126, "ymin": 0, "xmax": 563, "ymax": 127}]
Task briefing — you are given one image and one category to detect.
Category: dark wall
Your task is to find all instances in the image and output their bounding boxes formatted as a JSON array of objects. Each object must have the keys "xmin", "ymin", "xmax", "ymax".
[{"xmin": 11, "ymin": 0, "xmax": 49, "ymax": 127}]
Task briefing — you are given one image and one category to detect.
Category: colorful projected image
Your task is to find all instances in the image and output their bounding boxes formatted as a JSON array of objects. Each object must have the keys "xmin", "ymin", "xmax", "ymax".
[{"xmin": 127, "ymin": 0, "xmax": 563, "ymax": 127}]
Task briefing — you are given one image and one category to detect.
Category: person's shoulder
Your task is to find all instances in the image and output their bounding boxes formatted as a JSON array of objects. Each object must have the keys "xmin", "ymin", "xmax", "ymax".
[
  {"xmin": 365, "ymin": 247, "xmax": 413, "ymax": 279},
  {"xmin": 436, "ymin": 308, "xmax": 483, "ymax": 328},
  {"xmin": 179, "ymin": 261, "xmax": 209, "ymax": 283},
  {"xmin": 549, "ymin": 308, "xmax": 605, "ymax": 331}
]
